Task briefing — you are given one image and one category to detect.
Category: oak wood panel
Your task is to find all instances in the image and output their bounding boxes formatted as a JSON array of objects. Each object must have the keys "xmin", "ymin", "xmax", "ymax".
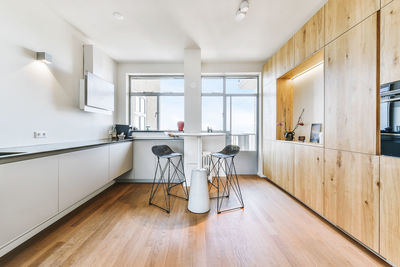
[
  {"xmin": 381, "ymin": 0, "xmax": 394, "ymax": 8},
  {"xmin": 275, "ymin": 37, "xmax": 295, "ymax": 78},
  {"xmin": 324, "ymin": 149, "xmax": 380, "ymax": 251},
  {"xmin": 0, "ymin": 176, "xmax": 387, "ymax": 267},
  {"xmin": 381, "ymin": 0, "xmax": 400, "ymax": 85},
  {"xmin": 274, "ymin": 141, "xmax": 294, "ymax": 194},
  {"xmin": 325, "ymin": 14, "xmax": 378, "ymax": 154},
  {"xmin": 262, "ymin": 57, "xmax": 275, "ymax": 85},
  {"xmin": 380, "ymin": 156, "xmax": 400, "ymax": 267},
  {"xmin": 294, "ymin": 7, "xmax": 325, "ymax": 66},
  {"xmin": 294, "ymin": 145, "xmax": 324, "ymax": 214},
  {"xmin": 324, "ymin": 0, "xmax": 379, "ymax": 44},
  {"xmin": 282, "ymin": 49, "xmax": 324, "ymax": 79},
  {"xmin": 276, "ymin": 79, "xmax": 293, "ymax": 140},
  {"xmin": 262, "ymin": 140, "xmax": 275, "ymax": 179},
  {"xmin": 262, "ymin": 80, "xmax": 277, "ymax": 141}
]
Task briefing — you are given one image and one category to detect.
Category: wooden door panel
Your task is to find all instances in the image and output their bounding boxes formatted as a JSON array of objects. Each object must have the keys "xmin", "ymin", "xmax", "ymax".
[
  {"xmin": 324, "ymin": 149, "xmax": 379, "ymax": 251},
  {"xmin": 325, "ymin": 14, "xmax": 377, "ymax": 154},
  {"xmin": 325, "ymin": 0, "xmax": 379, "ymax": 44},
  {"xmin": 294, "ymin": 145, "xmax": 324, "ymax": 214},
  {"xmin": 381, "ymin": 0, "xmax": 400, "ymax": 85},
  {"xmin": 294, "ymin": 7, "xmax": 324, "ymax": 66},
  {"xmin": 380, "ymin": 156, "xmax": 400, "ymax": 266}
]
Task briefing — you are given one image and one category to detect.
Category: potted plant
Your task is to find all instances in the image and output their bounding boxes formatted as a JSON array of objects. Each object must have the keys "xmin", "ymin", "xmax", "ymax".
[{"xmin": 277, "ymin": 108, "xmax": 305, "ymax": 141}]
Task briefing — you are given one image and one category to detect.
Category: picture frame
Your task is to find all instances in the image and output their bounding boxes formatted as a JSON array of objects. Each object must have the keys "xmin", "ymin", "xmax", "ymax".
[{"xmin": 310, "ymin": 123, "xmax": 322, "ymax": 143}]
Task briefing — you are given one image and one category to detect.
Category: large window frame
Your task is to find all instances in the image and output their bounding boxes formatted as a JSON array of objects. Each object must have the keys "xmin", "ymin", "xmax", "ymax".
[
  {"xmin": 202, "ymin": 75, "xmax": 259, "ymax": 151},
  {"xmin": 129, "ymin": 75, "xmax": 184, "ymax": 131}
]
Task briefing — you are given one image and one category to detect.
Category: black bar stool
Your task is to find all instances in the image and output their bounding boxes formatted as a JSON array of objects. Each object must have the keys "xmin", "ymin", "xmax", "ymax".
[
  {"xmin": 208, "ymin": 145, "xmax": 244, "ymax": 213},
  {"xmin": 149, "ymin": 145, "xmax": 188, "ymax": 213}
]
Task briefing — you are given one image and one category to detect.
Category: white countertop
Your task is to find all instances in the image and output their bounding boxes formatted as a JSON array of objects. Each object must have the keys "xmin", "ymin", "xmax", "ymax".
[{"xmin": 166, "ymin": 132, "xmax": 226, "ymax": 137}]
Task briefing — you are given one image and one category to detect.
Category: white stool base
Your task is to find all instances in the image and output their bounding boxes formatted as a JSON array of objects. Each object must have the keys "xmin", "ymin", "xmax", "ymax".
[{"xmin": 188, "ymin": 168, "xmax": 210, "ymax": 213}]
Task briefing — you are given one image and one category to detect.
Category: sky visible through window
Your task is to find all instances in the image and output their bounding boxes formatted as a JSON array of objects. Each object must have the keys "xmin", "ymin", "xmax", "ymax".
[
  {"xmin": 131, "ymin": 77, "xmax": 257, "ymax": 135},
  {"xmin": 202, "ymin": 77, "xmax": 257, "ymax": 134}
]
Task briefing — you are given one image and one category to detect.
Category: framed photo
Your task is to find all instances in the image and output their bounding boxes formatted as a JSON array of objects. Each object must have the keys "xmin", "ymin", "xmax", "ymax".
[{"xmin": 310, "ymin": 123, "xmax": 322, "ymax": 143}]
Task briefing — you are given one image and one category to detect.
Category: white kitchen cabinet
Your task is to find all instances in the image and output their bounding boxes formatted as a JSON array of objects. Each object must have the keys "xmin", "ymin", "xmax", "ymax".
[
  {"xmin": 59, "ymin": 146, "xmax": 109, "ymax": 211},
  {"xmin": 109, "ymin": 142, "xmax": 133, "ymax": 180},
  {"xmin": 0, "ymin": 156, "xmax": 59, "ymax": 248},
  {"xmin": 132, "ymin": 140, "xmax": 184, "ymax": 182}
]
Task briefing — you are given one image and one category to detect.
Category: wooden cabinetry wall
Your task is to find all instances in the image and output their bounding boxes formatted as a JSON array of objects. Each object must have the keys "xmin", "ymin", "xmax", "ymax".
[
  {"xmin": 380, "ymin": 156, "xmax": 400, "ymax": 266},
  {"xmin": 294, "ymin": 7, "xmax": 324, "ymax": 66},
  {"xmin": 261, "ymin": 0, "xmax": 400, "ymax": 264},
  {"xmin": 324, "ymin": 14, "xmax": 377, "ymax": 154},
  {"xmin": 381, "ymin": 0, "xmax": 400, "ymax": 85}
]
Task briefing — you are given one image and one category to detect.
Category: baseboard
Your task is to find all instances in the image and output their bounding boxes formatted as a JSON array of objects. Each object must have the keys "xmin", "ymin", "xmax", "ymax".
[
  {"xmin": 0, "ymin": 181, "xmax": 115, "ymax": 258},
  {"xmin": 117, "ymin": 179, "xmax": 153, "ymax": 183}
]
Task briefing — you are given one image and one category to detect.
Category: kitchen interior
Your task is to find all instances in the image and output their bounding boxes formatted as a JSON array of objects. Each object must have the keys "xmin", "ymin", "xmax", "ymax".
[{"xmin": 1, "ymin": 0, "xmax": 400, "ymax": 266}]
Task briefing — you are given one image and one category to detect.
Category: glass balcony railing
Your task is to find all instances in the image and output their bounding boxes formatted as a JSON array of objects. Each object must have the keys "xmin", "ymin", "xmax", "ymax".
[{"xmin": 229, "ymin": 133, "xmax": 256, "ymax": 151}]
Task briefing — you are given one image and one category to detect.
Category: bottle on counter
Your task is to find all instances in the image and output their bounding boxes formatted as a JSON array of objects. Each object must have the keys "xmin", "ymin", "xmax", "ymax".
[{"xmin": 112, "ymin": 125, "xmax": 117, "ymax": 140}]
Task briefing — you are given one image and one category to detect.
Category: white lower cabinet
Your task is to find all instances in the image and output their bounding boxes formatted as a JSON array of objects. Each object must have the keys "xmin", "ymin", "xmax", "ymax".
[
  {"xmin": 0, "ymin": 142, "xmax": 134, "ymax": 256},
  {"xmin": 59, "ymin": 146, "xmax": 109, "ymax": 211},
  {"xmin": 0, "ymin": 156, "xmax": 59, "ymax": 248},
  {"xmin": 109, "ymin": 142, "xmax": 133, "ymax": 180}
]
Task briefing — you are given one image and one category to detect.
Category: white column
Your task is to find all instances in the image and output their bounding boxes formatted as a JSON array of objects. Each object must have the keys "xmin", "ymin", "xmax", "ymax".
[{"xmin": 184, "ymin": 48, "xmax": 202, "ymax": 182}]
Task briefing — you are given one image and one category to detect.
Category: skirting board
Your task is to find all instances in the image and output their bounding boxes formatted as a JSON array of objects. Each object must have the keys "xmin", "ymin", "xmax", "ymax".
[{"xmin": 0, "ymin": 181, "xmax": 115, "ymax": 258}]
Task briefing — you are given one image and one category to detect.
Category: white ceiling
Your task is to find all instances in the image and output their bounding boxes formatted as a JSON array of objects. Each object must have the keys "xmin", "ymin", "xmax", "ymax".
[{"xmin": 43, "ymin": 0, "xmax": 327, "ymax": 63}]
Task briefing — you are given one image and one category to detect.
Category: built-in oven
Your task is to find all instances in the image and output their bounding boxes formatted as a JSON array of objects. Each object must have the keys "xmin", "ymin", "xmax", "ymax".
[{"xmin": 381, "ymin": 80, "xmax": 400, "ymax": 157}]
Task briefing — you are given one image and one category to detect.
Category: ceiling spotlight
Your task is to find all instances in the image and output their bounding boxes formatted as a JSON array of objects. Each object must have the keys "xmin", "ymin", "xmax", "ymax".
[
  {"xmin": 235, "ymin": 0, "xmax": 249, "ymax": 21},
  {"xmin": 112, "ymin": 12, "xmax": 124, "ymax": 20},
  {"xmin": 235, "ymin": 10, "xmax": 246, "ymax": 21},
  {"xmin": 239, "ymin": 0, "xmax": 249, "ymax": 12}
]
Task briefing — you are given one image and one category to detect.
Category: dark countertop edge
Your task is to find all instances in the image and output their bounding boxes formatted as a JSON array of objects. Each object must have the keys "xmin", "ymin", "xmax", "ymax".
[
  {"xmin": 0, "ymin": 137, "xmax": 184, "ymax": 165},
  {"xmin": 0, "ymin": 139, "xmax": 134, "ymax": 164},
  {"xmin": 132, "ymin": 138, "xmax": 183, "ymax": 141}
]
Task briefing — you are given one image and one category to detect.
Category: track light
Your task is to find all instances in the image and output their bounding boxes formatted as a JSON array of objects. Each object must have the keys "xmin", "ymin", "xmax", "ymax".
[{"xmin": 235, "ymin": 0, "xmax": 249, "ymax": 21}]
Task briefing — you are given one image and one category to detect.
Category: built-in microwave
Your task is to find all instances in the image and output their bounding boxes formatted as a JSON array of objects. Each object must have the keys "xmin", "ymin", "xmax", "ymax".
[{"xmin": 381, "ymin": 80, "xmax": 400, "ymax": 157}]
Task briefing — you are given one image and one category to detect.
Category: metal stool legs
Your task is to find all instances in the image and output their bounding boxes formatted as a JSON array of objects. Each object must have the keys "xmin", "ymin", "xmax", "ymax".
[
  {"xmin": 149, "ymin": 155, "xmax": 188, "ymax": 213},
  {"xmin": 209, "ymin": 155, "xmax": 244, "ymax": 213}
]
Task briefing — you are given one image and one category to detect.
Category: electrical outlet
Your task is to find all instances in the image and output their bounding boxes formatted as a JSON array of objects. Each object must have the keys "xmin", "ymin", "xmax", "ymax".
[{"xmin": 34, "ymin": 131, "xmax": 48, "ymax": 138}]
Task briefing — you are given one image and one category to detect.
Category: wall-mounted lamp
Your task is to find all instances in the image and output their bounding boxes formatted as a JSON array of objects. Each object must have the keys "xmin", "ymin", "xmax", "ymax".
[{"xmin": 36, "ymin": 52, "xmax": 52, "ymax": 64}]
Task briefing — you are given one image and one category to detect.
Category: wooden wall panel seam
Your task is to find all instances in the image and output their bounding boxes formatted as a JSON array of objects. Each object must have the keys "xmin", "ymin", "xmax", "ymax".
[{"xmin": 324, "ymin": 11, "xmax": 379, "ymax": 47}]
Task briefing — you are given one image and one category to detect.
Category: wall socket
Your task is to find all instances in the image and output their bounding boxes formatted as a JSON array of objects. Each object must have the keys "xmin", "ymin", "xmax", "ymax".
[{"xmin": 34, "ymin": 131, "xmax": 47, "ymax": 138}]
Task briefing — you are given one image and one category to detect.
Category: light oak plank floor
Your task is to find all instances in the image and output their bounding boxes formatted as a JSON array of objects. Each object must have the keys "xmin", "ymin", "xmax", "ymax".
[{"xmin": 0, "ymin": 176, "xmax": 388, "ymax": 267}]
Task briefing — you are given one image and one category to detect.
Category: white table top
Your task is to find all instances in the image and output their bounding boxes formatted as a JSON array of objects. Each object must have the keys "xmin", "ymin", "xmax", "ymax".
[{"xmin": 166, "ymin": 132, "xmax": 226, "ymax": 137}]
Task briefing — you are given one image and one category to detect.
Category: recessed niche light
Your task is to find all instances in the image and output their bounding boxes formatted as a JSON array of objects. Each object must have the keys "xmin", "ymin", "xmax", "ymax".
[{"xmin": 112, "ymin": 12, "xmax": 124, "ymax": 20}]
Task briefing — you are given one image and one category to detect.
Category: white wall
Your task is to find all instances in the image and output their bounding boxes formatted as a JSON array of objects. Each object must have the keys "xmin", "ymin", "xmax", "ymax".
[
  {"xmin": 292, "ymin": 64, "xmax": 324, "ymax": 141},
  {"xmin": 0, "ymin": 0, "xmax": 117, "ymax": 148}
]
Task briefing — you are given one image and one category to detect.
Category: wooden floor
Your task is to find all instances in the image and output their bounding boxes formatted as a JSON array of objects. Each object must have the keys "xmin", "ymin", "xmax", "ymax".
[{"xmin": 0, "ymin": 176, "xmax": 388, "ymax": 267}]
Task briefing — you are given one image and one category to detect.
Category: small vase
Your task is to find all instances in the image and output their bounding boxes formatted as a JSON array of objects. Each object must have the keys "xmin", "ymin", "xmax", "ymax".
[
  {"xmin": 284, "ymin": 131, "xmax": 295, "ymax": 141},
  {"xmin": 177, "ymin": 121, "xmax": 184, "ymax": 131}
]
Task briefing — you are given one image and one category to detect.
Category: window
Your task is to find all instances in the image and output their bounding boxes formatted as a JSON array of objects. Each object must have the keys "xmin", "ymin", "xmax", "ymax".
[
  {"xmin": 202, "ymin": 76, "xmax": 258, "ymax": 151},
  {"xmin": 129, "ymin": 76, "xmax": 184, "ymax": 131}
]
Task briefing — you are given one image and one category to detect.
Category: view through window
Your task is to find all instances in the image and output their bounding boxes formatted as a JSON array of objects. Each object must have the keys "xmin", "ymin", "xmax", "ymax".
[
  {"xmin": 202, "ymin": 76, "xmax": 258, "ymax": 151},
  {"xmin": 130, "ymin": 76, "xmax": 184, "ymax": 131},
  {"xmin": 129, "ymin": 75, "xmax": 258, "ymax": 151}
]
